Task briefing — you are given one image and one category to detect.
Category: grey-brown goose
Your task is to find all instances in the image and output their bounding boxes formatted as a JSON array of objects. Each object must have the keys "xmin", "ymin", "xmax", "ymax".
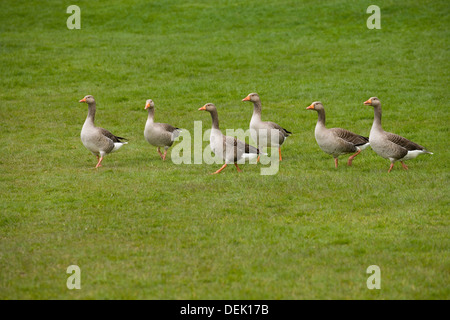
[
  {"xmin": 144, "ymin": 99, "xmax": 181, "ymax": 161},
  {"xmin": 307, "ymin": 101, "xmax": 369, "ymax": 168},
  {"xmin": 79, "ymin": 95, "xmax": 128, "ymax": 168},
  {"xmin": 198, "ymin": 103, "xmax": 261, "ymax": 174},
  {"xmin": 242, "ymin": 93, "xmax": 291, "ymax": 161},
  {"xmin": 364, "ymin": 97, "xmax": 433, "ymax": 172}
]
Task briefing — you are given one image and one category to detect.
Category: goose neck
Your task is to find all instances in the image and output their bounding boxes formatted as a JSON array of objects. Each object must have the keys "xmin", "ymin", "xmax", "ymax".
[
  {"xmin": 372, "ymin": 104, "xmax": 383, "ymax": 130},
  {"xmin": 316, "ymin": 108, "xmax": 326, "ymax": 128},
  {"xmin": 210, "ymin": 109, "xmax": 220, "ymax": 130},
  {"xmin": 147, "ymin": 108, "xmax": 155, "ymax": 122},
  {"xmin": 252, "ymin": 101, "xmax": 262, "ymax": 120},
  {"xmin": 85, "ymin": 102, "xmax": 96, "ymax": 126}
]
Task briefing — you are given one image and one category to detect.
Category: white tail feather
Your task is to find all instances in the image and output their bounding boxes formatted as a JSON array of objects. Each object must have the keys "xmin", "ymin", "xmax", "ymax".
[
  {"xmin": 242, "ymin": 153, "xmax": 259, "ymax": 160},
  {"xmin": 112, "ymin": 142, "xmax": 127, "ymax": 152},
  {"xmin": 171, "ymin": 129, "xmax": 182, "ymax": 141},
  {"xmin": 356, "ymin": 143, "xmax": 370, "ymax": 151},
  {"xmin": 401, "ymin": 149, "xmax": 430, "ymax": 161}
]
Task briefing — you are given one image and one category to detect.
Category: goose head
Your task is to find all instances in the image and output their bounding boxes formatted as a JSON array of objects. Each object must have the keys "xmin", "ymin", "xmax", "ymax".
[
  {"xmin": 79, "ymin": 95, "xmax": 95, "ymax": 104},
  {"xmin": 242, "ymin": 93, "xmax": 260, "ymax": 102},
  {"xmin": 364, "ymin": 97, "xmax": 381, "ymax": 107},
  {"xmin": 306, "ymin": 101, "xmax": 324, "ymax": 111},
  {"xmin": 145, "ymin": 99, "xmax": 155, "ymax": 109},
  {"xmin": 198, "ymin": 103, "xmax": 216, "ymax": 112}
]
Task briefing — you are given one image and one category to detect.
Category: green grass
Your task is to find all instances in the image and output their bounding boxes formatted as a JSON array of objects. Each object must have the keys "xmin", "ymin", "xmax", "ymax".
[{"xmin": 0, "ymin": 0, "xmax": 449, "ymax": 299}]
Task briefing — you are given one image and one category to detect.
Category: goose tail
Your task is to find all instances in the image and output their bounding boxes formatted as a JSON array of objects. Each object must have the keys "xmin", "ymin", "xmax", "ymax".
[{"xmin": 112, "ymin": 142, "xmax": 128, "ymax": 152}]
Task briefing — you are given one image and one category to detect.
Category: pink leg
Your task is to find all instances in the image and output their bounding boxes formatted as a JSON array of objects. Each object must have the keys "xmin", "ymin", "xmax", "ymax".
[
  {"xmin": 211, "ymin": 164, "xmax": 227, "ymax": 175},
  {"xmin": 347, "ymin": 150, "xmax": 361, "ymax": 166},
  {"xmin": 388, "ymin": 162, "xmax": 395, "ymax": 173},
  {"xmin": 95, "ymin": 156, "xmax": 104, "ymax": 168},
  {"xmin": 163, "ymin": 150, "xmax": 168, "ymax": 161},
  {"xmin": 234, "ymin": 163, "xmax": 242, "ymax": 172},
  {"xmin": 279, "ymin": 147, "xmax": 282, "ymax": 161},
  {"xmin": 400, "ymin": 161, "xmax": 408, "ymax": 170},
  {"xmin": 157, "ymin": 147, "xmax": 164, "ymax": 160},
  {"xmin": 334, "ymin": 158, "xmax": 338, "ymax": 168}
]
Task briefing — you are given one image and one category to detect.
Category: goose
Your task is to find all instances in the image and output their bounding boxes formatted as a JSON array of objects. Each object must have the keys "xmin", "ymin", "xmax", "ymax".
[
  {"xmin": 242, "ymin": 93, "xmax": 291, "ymax": 161},
  {"xmin": 144, "ymin": 99, "xmax": 181, "ymax": 161},
  {"xmin": 307, "ymin": 101, "xmax": 369, "ymax": 168},
  {"xmin": 79, "ymin": 95, "xmax": 128, "ymax": 168},
  {"xmin": 198, "ymin": 103, "xmax": 261, "ymax": 174},
  {"xmin": 364, "ymin": 97, "xmax": 433, "ymax": 172}
]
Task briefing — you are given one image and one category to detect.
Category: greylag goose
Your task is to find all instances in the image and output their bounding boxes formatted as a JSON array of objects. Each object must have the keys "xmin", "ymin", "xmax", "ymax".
[
  {"xmin": 364, "ymin": 97, "xmax": 433, "ymax": 172},
  {"xmin": 144, "ymin": 99, "xmax": 181, "ymax": 161},
  {"xmin": 79, "ymin": 95, "xmax": 128, "ymax": 168},
  {"xmin": 198, "ymin": 103, "xmax": 261, "ymax": 174},
  {"xmin": 242, "ymin": 93, "xmax": 291, "ymax": 161},
  {"xmin": 307, "ymin": 101, "xmax": 369, "ymax": 168}
]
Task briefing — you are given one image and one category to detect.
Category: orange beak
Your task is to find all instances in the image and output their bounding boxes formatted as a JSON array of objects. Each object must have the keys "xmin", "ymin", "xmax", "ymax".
[
  {"xmin": 364, "ymin": 99, "xmax": 372, "ymax": 105},
  {"xmin": 198, "ymin": 106, "xmax": 206, "ymax": 111},
  {"xmin": 145, "ymin": 103, "xmax": 150, "ymax": 109},
  {"xmin": 242, "ymin": 96, "xmax": 251, "ymax": 102},
  {"xmin": 306, "ymin": 104, "xmax": 314, "ymax": 110},
  {"xmin": 79, "ymin": 98, "xmax": 86, "ymax": 103}
]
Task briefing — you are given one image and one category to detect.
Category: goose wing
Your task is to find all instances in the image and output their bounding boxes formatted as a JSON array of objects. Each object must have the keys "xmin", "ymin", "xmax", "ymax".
[
  {"xmin": 330, "ymin": 128, "xmax": 368, "ymax": 146},
  {"xmin": 159, "ymin": 123, "xmax": 181, "ymax": 141},
  {"xmin": 386, "ymin": 132, "xmax": 425, "ymax": 151},
  {"xmin": 222, "ymin": 135, "xmax": 260, "ymax": 162},
  {"xmin": 98, "ymin": 127, "xmax": 127, "ymax": 143},
  {"xmin": 265, "ymin": 121, "xmax": 292, "ymax": 137}
]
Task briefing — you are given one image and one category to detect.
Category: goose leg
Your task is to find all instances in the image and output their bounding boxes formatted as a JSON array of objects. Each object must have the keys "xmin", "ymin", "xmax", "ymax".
[
  {"xmin": 211, "ymin": 164, "xmax": 227, "ymax": 175},
  {"xmin": 388, "ymin": 162, "xmax": 395, "ymax": 173},
  {"xmin": 95, "ymin": 156, "xmax": 104, "ymax": 168},
  {"xmin": 234, "ymin": 163, "xmax": 242, "ymax": 172},
  {"xmin": 163, "ymin": 150, "xmax": 168, "ymax": 161},
  {"xmin": 279, "ymin": 147, "xmax": 282, "ymax": 161},
  {"xmin": 157, "ymin": 147, "xmax": 164, "ymax": 160},
  {"xmin": 334, "ymin": 158, "xmax": 338, "ymax": 168},
  {"xmin": 347, "ymin": 150, "xmax": 361, "ymax": 166},
  {"xmin": 400, "ymin": 161, "xmax": 408, "ymax": 170},
  {"xmin": 257, "ymin": 145, "xmax": 262, "ymax": 163}
]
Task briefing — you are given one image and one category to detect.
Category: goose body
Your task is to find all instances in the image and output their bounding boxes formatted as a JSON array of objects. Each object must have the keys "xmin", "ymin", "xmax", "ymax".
[
  {"xmin": 364, "ymin": 97, "xmax": 433, "ymax": 172},
  {"xmin": 144, "ymin": 99, "xmax": 181, "ymax": 160},
  {"xmin": 79, "ymin": 95, "xmax": 127, "ymax": 168},
  {"xmin": 242, "ymin": 93, "xmax": 291, "ymax": 161},
  {"xmin": 307, "ymin": 102, "xmax": 369, "ymax": 168},
  {"xmin": 199, "ymin": 103, "xmax": 260, "ymax": 174}
]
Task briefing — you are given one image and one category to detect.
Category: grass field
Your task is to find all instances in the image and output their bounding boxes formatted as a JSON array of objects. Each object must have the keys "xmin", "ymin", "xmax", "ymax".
[{"xmin": 0, "ymin": 0, "xmax": 449, "ymax": 299}]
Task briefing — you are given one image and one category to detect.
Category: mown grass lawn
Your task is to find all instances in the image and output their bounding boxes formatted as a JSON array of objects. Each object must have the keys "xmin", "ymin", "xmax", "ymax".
[{"xmin": 0, "ymin": 0, "xmax": 448, "ymax": 299}]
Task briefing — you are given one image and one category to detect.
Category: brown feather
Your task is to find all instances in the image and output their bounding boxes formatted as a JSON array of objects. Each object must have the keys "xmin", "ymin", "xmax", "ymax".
[
  {"xmin": 386, "ymin": 132, "xmax": 426, "ymax": 151},
  {"xmin": 330, "ymin": 128, "xmax": 368, "ymax": 146},
  {"xmin": 99, "ymin": 128, "xmax": 127, "ymax": 143}
]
